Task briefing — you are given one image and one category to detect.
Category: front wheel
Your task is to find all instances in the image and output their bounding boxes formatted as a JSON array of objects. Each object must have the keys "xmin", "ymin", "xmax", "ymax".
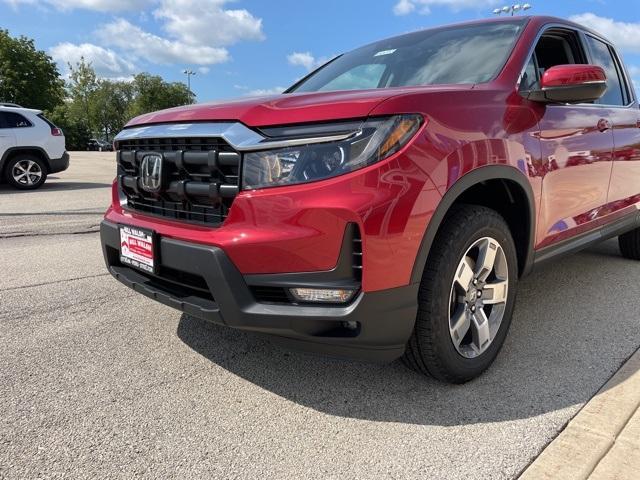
[{"xmin": 403, "ymin": 204, "xmax": 518, "ymax": 383}]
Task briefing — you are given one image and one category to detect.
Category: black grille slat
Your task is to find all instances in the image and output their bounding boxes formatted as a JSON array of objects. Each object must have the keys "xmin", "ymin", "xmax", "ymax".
[
  {"xmin": 352, "ymin": 228, "xmax": 363, "ymax": 281},
  {"xmin": 251, "ymin": 286, "xmax": 291, "ymax": 305},
  {"xmin": 116, "ymin": 136, "xmax": 240, "ymax": 226},
  {"xmin": 127, "ymin": 198, "xmax": 225, "ymax": 223}
]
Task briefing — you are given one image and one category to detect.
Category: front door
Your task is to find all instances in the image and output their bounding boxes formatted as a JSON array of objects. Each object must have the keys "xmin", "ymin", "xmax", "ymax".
[
  {"xmin": 522, "ymin": 27, "xmax": 615, "ymax": 248},
  {"xmin": 536, "ymin": 104, "xmax": 614, "ymax": 247}
]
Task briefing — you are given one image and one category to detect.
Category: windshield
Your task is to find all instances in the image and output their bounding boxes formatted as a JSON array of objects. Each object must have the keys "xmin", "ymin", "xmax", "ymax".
[{"xmin": 289, "ymin": 20, "xmax": 526, "ymax": 93}]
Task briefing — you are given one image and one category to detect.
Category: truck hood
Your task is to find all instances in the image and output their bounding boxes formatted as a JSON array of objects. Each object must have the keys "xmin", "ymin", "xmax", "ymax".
[{"xmin": 125, "ymin": 85, "xmax": 473, "ymax": 128}]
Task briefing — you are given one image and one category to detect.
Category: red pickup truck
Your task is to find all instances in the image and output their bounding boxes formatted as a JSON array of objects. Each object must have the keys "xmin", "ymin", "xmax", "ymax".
[{"xmin": 100, "ymin": 16, "xmax": 640, "ymax": 383}]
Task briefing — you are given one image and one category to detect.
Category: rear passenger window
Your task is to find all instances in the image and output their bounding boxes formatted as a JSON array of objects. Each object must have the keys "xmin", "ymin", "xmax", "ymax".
[
  {"xmin": 585, "ymin": 36, "xmax": 626, "ymax": 106},
  {"xmin": 0, "ymin": 112, "xmax": 32, "ymax": 128}
]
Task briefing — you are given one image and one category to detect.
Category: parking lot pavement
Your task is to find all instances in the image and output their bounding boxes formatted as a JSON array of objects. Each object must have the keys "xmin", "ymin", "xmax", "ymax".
[
  {"xmin": 1, "ymin": 152, "xmax": 640, "ymax": 479},
  {"xmin": 0, "ymin": 151, "xmax": 113, "ymax": 238},
  {"xmin": 521, "ymin": 348, "xmax": 640, "ymax": 480}
]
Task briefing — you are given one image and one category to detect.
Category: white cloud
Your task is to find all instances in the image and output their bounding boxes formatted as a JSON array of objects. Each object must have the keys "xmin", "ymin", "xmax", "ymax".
[
  {"xmin": 393, "ymin": 0, "xmax": 415, "ymax": 15},
  {"xmin": 569, "ymin": 13, "xmax": 640, "ymax": 54},
  {"xmin": 7, "ymin": 0, "xmax": 265, "ymax": 72},
  {"xmin": 393, "ymin": 0, "xmax": 498, "ymax": 15},
  {"xmin": 198, "ymin": 66, "xmax": 210, "ymax": 74},
  {"xmin": 287, "ymin": 52, "xmax": 333, "ymax": 72},
  {"xmin": 245, "ymin": 86, "xmax": 285, "ymax": 96},
  {"xmin": 49, "ymin": 42, "xmax": 137, "ymax": 79},
  {"xmin": 287, "ymin": 52, "xmax": 316, "ymax": 71},
  {"xmin": 3, "ymin": 0, "xmax": 152, "ymax": 11},
  {"xmin": 154, "ymin": 0, "xmax": 264, "ymax": 47},
  {"xmin": 97, "ymin": 18, "xmax": 229, "ymax": 66}
]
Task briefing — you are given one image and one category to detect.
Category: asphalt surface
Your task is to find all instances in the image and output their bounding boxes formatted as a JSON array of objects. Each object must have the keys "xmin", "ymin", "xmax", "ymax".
[{"xmin": 1, "ymin": 152, "xmax": 639, "ymax": 479}]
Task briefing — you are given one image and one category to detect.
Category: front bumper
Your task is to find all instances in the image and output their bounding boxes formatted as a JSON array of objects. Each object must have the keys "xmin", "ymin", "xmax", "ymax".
[
  {"xmin": 48, "ymin": 152, "xmax": 69, "ymax": 173},
  {"xmin": 101, "ymin": 220, "xmax": 418, "ymax": 362}
]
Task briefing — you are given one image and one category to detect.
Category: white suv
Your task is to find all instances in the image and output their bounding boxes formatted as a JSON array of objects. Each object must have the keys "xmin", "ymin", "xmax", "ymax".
[{"xmin": 0, "ymin": 105, "xmax": 68, "ymax": 190}]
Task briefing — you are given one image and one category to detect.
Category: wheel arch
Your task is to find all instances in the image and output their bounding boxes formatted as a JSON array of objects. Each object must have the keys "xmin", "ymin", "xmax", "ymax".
[
  {"xmin": 0, "ymin": 147, "xmax": 52, "ymax": 176},
  {"xmin": 411, "ymin": 165, "xmax": 536, "ymax": 284}
]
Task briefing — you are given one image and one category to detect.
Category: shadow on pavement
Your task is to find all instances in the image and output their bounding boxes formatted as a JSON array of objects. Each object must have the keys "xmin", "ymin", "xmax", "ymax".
[
  {"xmin": 0, "ymin": 181, "xmax": 111, "ymax": 193},
  {"xmin": 177, "ymin": 239, "xmax": 640, "ymax": 426}
]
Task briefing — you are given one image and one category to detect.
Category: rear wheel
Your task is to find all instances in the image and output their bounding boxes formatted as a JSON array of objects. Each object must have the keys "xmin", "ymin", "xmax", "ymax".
[
  {"xmin": 403, "ymin": 205, "xmax": 518, "ymax": 383},
  {"xmin": 619, "ymin": 228, "xmax": 640, "ymax": 260},
  {"xmin": 5, "ymin": 155, "xmax": 47, "ymax": 190}
]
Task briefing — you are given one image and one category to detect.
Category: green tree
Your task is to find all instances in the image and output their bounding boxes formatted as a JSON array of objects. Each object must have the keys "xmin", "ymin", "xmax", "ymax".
[
  {"xmin": 91, "ymin": 79, "xmax": 134, "ymax": 141},
  {"xmin": 67, "ymin": 58, "xmax": 98, "ymax": 133},
  {"xmin": 48, "ymin": 59, "xmax": 196, "ymax": 145},
  {"xmin": 129, "ymin": 73, "xmax": 193, "ymax": 118},
  {"xmin": 47, "ymin": 103, "xmax": 91, "ymax": 150},
  {"xmin": 0, "ymin": 29, "xmax": 64, "ymax": 110}
]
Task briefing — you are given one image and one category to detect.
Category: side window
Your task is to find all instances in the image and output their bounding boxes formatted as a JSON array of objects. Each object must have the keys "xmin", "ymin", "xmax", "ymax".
[
  {"xmin": 534, "ymin": 29, "xmax": 585, "ymax": 77},
  {"xmin": 0, "ymin": 113, "xmax": 6, "ymax": 129},
  {"xmin": 2, "ymin": 112, "xmax": 32, "ymax": 128},
  {"xmin": 520, "ymin": 54, "xmax": 539, "ymax": 91},
  {"xmin": 520, "ymin": 29, "xmax": 585, "ymax": 95},
  {"xmin": 585, "ymin": 35, "xmax": 626, "ymax": 106}
]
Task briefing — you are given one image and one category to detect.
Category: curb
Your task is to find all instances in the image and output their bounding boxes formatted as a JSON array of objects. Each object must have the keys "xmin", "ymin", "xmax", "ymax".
[{"xmin": 519, "ymin": 347, "xmax": 640, "ymax": 480}]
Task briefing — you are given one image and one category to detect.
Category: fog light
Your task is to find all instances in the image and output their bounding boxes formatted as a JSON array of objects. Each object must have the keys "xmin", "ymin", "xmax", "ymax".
[{"xmin": 289, "ymin": 288, "xmax": 356, "ymax": 304}]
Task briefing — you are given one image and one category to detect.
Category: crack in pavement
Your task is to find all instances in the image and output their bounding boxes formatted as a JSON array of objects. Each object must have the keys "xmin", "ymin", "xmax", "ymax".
[
  {"xmin": 0, "ymin": 228, "xmax": 100, "ymax": 239},
  {"xmin": 0, "ymin": 291, "xmax": 137, "ymax": 323},
  {"xmin": 0, "ymin": 211, "xmax": 103, "ymax": 217},
  {"xmin": 2, "ymin": 272, "xmax": 111, "ymax": 292}
]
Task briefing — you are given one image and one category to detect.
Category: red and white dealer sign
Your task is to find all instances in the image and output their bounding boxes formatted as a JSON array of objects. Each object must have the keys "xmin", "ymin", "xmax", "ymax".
[{"xmin": 119, "ymin": 225, "xmax": 155, "ymax": 273}]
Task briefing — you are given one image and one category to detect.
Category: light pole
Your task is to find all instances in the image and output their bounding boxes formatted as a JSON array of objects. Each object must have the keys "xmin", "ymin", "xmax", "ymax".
[
  {"xmin": 493, "ymin": 4, "xmax": 531, "ymax": 16},
  {"xmin": 183, "ymin": 69, "xmax": 196, "ymax": 93}
]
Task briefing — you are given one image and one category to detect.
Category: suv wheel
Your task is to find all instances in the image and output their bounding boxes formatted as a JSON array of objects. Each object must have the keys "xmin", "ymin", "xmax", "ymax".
[
  {"xmin": 5, "ymin": 155, "xmax": 47, "ymax": 190},
  {"xmin": 403, "ymin": 204, "xmax": 518, "ymax": 383},
  {"xmin": 618, "ymin": 228, "xmax": 640, "ymax": 260}
]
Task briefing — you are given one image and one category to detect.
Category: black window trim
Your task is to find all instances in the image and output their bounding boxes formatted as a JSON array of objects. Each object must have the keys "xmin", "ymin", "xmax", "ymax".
[{"xmin": 516, "ymin": 22, "xmax": 637, "ymax": 109}]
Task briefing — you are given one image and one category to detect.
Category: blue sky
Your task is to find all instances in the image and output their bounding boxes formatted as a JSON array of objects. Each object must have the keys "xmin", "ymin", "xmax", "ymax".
[{"xmin": 1, "ymin": 0, "xmax": 639, "ymax": 102}]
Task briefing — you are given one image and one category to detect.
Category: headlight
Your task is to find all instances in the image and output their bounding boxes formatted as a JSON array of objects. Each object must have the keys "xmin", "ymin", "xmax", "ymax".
[{"xmin": 241, "ymin": 114, "xmax": 423, "ymax": 190}]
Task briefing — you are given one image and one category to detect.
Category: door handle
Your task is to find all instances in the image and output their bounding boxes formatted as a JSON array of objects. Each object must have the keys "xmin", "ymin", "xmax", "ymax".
[{"xmin": 597, "ymin": 118, "xmax": 611, "ymax": 132}]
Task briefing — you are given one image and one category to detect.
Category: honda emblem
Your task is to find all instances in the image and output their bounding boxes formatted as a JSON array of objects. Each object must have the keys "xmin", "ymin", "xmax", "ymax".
[{"xmin": 140, "ymin": 154, "xmax": 163, "ymax": 192}]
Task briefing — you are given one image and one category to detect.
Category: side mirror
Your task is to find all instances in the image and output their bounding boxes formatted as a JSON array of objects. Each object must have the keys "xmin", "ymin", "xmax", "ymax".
[{"xmin": 525, "ymin": 65, "xmax": 607, "ymax": 104}]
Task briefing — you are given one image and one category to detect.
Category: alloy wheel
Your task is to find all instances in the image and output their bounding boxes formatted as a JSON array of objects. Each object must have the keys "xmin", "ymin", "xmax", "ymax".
[
  {"xmin": 448, "ymin": 236, "xmax": 509, "ymax": 358},
  {"xmin": 12, "ymin": 160, "xmax": 43, "ymax": 186}
]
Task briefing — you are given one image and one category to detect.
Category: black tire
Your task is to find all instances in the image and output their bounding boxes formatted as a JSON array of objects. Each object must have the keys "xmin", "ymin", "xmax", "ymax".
[
  {"xmin": 403, "ymin": 204, "xmax": 519, "ymax": 383},
  {"xmin": 4, "ymin": 155, "xmax": 47, "ymax": 190},
  {"xmin": 619, "ymin": 229, "xmax": 640, "ymax": 260}
]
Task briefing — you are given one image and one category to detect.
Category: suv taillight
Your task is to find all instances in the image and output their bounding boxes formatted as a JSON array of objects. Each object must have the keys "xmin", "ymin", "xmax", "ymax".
[{"xmin": 51, "ymin": 127, "xmax": 63, "ymax": 136}]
